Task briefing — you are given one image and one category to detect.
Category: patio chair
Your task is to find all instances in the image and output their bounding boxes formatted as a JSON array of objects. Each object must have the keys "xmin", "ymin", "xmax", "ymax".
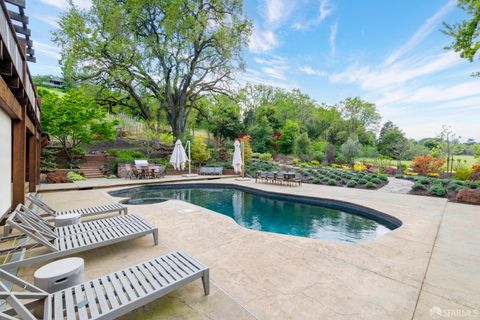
[
  {"xmin": 0, "ymin": 250, "xmax": 209, "ymax": 319},
  {"xmin": 27, "ymin": 194, "xmax": 127, "ymax": 218},
  {"xmin": 0, "ymin": 204, "xmax": 158, "ymax": 269},
  {"xmin": 4, "ymin": 195, "xmax": 128, "ymax": 237}
]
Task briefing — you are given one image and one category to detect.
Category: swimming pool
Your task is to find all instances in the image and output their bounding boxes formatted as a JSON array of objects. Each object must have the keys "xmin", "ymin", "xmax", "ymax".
[{"xmin": 109, "ymin": 184, "xmax": 401, "ymax": 243}]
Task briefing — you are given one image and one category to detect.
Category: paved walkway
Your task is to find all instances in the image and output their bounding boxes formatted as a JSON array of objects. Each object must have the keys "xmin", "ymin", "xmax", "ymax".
[
  {"xmin": 379, "ymin": 177, "xmax": 414, "ymax": 194},
  {"xmin": 26, "ymin": 179, "xmax": 479, "ymax": 319}
]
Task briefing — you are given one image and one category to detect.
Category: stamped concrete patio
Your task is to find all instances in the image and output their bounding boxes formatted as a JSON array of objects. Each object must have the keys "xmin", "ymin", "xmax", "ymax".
[{"xmin": 21, "ymin": 178, "xmax": 479, "ymax": 319}]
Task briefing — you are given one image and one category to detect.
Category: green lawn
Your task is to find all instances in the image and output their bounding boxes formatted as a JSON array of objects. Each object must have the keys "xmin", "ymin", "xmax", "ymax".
[{"xmin": 38, "ymin": 85, "xmax": 66, "ymax": 97}]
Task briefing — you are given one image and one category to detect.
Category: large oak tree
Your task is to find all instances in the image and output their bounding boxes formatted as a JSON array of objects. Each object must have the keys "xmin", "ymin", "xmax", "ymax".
[{"xmin": 54, "ymin": 0, "xmax": 251, "ymax": 138}]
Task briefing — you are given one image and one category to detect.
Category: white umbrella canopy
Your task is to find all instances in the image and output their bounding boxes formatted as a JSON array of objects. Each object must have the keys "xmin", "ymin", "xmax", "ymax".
[
  {"xmin": 170, "ymin": 139, "xmax": 189, "ymax": 170},
  {"xmin": 232, "ymin": 139, "xmax": 243, "ymax": 174}
]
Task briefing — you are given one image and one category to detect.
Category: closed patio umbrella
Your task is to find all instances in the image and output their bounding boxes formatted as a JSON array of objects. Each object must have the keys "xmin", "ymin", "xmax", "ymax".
[
  {"xmin": 170, "ymin": 139, "xmax": 188, "ymax": 170},
  {"xmin": 232, "ymin": 139, "xmax": 243, "ymax": 174}
]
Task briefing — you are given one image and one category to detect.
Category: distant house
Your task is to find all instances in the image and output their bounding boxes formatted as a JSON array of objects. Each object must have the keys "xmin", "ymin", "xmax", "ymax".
[
  {"xmin": 42, "ymin": 76, "xmax": 64, "ymax": 88},
  {"xmin": 0, "ymin": 0, "xmax": 43, "ymax": 218}
]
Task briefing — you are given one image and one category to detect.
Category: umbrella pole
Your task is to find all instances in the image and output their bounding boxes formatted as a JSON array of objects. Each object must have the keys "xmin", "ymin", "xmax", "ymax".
[
  {"xmin": 242, "ymin": 141, "xmax": 245, "ymax": 178},
  {"xmin": 236, "ymin": 140, "xmax": 250, "ymax": 181},
  {"xmin": 188, "ymin": 140, "xmax": 192, "ymax": 175},
  {"xmin": 183, "ymin": 140, "xmax": 198, "ymax": 177}
]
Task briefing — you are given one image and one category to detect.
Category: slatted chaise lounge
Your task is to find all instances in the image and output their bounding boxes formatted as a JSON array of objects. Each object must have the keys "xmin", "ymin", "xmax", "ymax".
[
  {"xmin": 0, "ymin": 204, "xmax": 158, "ymax": 269},
  {"xmin": 0, "ymin": 251, "xmax": 209, "ymax": 319},
  {"xmin": 27, "ymin": 194, "xmax": 128, "ymax": 218}
]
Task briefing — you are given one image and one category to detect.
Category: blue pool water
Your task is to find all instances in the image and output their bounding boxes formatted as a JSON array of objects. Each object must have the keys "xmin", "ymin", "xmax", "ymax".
[{"xmin": 110, "ymin": 184, "xmax": 397, "ymax": 243}]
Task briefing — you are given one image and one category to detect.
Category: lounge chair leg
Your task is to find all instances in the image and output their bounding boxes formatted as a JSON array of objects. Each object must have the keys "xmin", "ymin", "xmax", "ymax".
[
  {"xmin": 3, "ymin": 225, "xmax": 10, "ymax": 237},
  {"xmin": 152, "ymin": 229, "xmax": 159, "ymax": 246},
  {"xmin": 202, "ymin": 269, "xmax": 210, "ymax": 295}
]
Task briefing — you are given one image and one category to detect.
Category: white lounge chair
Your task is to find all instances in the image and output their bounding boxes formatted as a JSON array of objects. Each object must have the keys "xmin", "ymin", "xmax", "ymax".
[
  {"xmin": 0, "ymin": 251, "xmax": 209, "ymax": 319},
  {"xmin": 0, "ymin": 204, "xmax": 158, "ymax": 269},
  {"xmin": 27, "ymin": 194, "xmax": 128, "ymax": 218}
]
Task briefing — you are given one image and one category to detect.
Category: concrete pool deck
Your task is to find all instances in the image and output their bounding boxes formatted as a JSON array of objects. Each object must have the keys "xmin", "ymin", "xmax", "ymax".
[{"xmin": 21, "ymin": 178, "xmax": 479, "ymax": 319}]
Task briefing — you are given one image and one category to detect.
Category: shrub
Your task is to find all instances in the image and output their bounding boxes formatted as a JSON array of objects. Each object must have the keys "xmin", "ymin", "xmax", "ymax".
[
  {"xmin": 258, "ymin": 153, "xmax": 272, "ymax": 161},
  {"xmin": 372, "ymin": 178, "xmax": 382, "ymax": 184},
  {"xmin": 327, "ymin": 179, "xmax": 337, "ymax": 185},
  {"xmin": 454, "ymin": 166, "xmax": 472, "ymax": 181},
  {"xmin": 346, "ymin": 180, "xmax": 357, "ymax": 188},
  {"xmin": 354, "ymin": 163, "xmax": 367, "ymax": 172},
  {"xmin": 395, "ymin": 174, "xmax": 404, "ymax": 179},
  {"xmin": 67, "ymin": 171, "xmax": 86, "ymax": 181},
  {"xmin": 415, "ymin": 177, "xmax": 431, "ymax": 185},
  {"xmin": 366, "ymin": 182, "xmax": 376, "ymax": 189},
  {"xmin": 191, "ymin": 136, "xmax": 209, "ymax": 164},
  {"xmin": 310, "ymin": 160, "xmax": 320, "ymax": 166},
  {"xmin": 299, "ymin": 162, "xmax": 309, "ymax": 168},
  {"xmin": 429, "ymin": 184, "xmax": 447, "ymax": 197},
  {"xmin": 412, "ymin": 182, "xmax": 427, "ymax": 191},
  {"xmin": 358, "ymin": 178, "xmax": 368, "ymax": 185},
  {"xmin": 378, "ymin": 174, "xmax": 388, "ymax": 181},
  {"xmin": 472, "ymin": 164, "xmax": 480, "ymax": 180},
  {"xmin": 46, "ymin": 171, "xmax": 71, "ymax": 183},
  {"xmin": 312, "ymin": 178, "xmax": 321, "ymax": 184},
  {"xmin": 412, "ymin": 156, "xmax": 445, "ymax": 175},
  {"xmin": 384, "ymin": 167, "xmax": 397, "ymax": 175}
]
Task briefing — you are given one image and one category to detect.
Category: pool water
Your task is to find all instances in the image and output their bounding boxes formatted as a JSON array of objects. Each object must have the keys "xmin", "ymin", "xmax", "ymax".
[{"xmin": 110, "ymin": 185, "xmax": 394, "ymax": 243}]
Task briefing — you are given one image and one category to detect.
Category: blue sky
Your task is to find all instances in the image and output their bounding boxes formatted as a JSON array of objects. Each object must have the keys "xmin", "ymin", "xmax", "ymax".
[{"xmin": 28, "ymin": 0, "xmax": 480, "ymax": 140}]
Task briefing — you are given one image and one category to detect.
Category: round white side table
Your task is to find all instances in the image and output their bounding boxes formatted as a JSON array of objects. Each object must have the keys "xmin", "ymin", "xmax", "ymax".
[
  {"xmin": 34, "ymin": 257, "xmax": 85, "ymax": 293},
  {"xmin": 54, "ymin": 213, "xmax": 80, "ymax": 227}
]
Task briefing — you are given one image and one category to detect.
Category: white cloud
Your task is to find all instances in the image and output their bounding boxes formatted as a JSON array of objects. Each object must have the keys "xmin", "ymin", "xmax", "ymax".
[
  {"xmin": 329, "ymin": 22, "xmax": 338, "ymax": 56},
  {"xmin": 249, "ymin": 27, "xmax": 279, "ymax": 53},
  {"xmin": 319, "ymin": 0, "xmax": 334, "ymax": 21},
  {"xmin": 262, "ymin": 67, "xmax": 286, "ymax": 80},
  {"xmin": 385, "ymin": 0, "xmax": 456, "ymax": 65},
  {"xmin": 330, "ymin": 51, "xmax": 462, "ymax": 92},
  {"xmin": 299, "ymin": 66, "xmax": 328, "ymax": 77},
  {"xmin": 39, "ymin": 0, "xmax": 91, "ymax": 10},
  {"xmin": 34, "ymin": 41, "xmax": 61, "ymax": 60},
  {"xmin": 254, "ymin": 55, "xmax": 289, "ymax": 80},
  {"xmin": 32, "ymin": 14, "xmax": 59, "ymax": 28},
  {"xmin": 292, "ymin": 0, "xmax": 335, "ymax": 30},
  {"xmin": 241, "ymin": 68, "xmax": 297, "ymax": 90},
  {"xmin": 265, "ymin": 0, "xmax": 288, "ymax": 24}
]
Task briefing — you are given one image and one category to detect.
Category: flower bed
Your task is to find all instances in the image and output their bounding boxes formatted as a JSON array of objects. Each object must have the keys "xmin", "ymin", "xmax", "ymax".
[
  {"xmin": 299, "ymin": 167, "xmax": 389, "ymax": 190},
  {"xmin": 249, "ymin": 159, "xmax": 389, "ymax": 190},
  {"xmin": 398, "ymin": 174, "xmax": 480, "ymax": 200}
]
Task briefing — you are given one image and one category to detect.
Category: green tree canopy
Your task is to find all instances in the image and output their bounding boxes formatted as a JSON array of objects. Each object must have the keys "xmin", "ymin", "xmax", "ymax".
[
  {"xmin": 40, "ymin": 89, "xmax": 118, "ymax": 166},
  {"xmin": 208, "ymin": 96, "xmax": 242, "ymax": 142},
  {"xmin": 377, "ymin": 121, "xmax": 409, "ymax": 160},
  {"xmin": 443, "ymin": 0, "xmax": 480, "ymax": 76},
  {"xmin": 341, "ymin": 135, "xmax": 362, "ymax": 164},
  {"xmin": 336, "ymin": 97, "xmax": 381, "ymax": 134},
  {"xmin": 250, "ymin": 116, "xmax": 274, "ymax": 153},
  {"xmin": 279, "ymin": 120, "xmax": 300, "ymax": 154},
  {"xmin": 295, "ymin": 132, "xmax": 312, "ymax": 161},
  {"xmin": 54, "ymin": 0, "xmax": 252, "ymax": 138}
]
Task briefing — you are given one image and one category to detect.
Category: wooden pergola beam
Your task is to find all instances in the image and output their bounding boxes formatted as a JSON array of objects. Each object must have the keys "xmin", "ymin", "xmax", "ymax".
[
  {"xmin": 0, "ymin": 75, "xmax": 22, "ymax": 119},
  {"xmin": 5, "ymin": 0, "xmax": 25, "ymax": 9},
  {"xmin": 8, "ymin": 10, "xmax": 28, "ymax": 24}
]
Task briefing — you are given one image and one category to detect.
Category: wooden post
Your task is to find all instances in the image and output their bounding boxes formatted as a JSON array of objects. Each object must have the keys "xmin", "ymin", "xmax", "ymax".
[
  {"xmin": 28, "ymin": 133, "xmax": 36, "ymax": 192},
  {"xmin": 36, "ymin": 134, "xmax": 41, "ymax": 183},
  {"xmin": 12, "ymin": 107, "xmax": 26, "ymax": 207}
]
